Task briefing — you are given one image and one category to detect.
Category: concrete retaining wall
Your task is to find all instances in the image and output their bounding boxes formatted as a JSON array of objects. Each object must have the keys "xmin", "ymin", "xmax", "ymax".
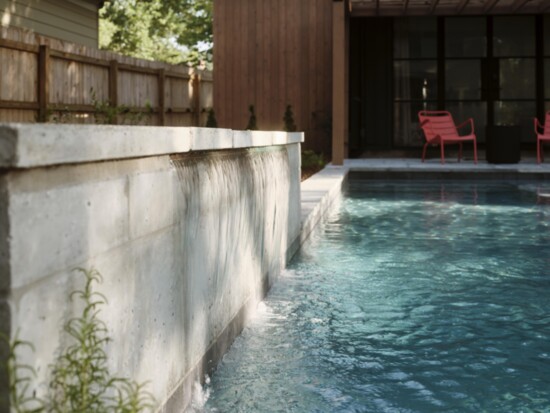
[{"xmin": 0, "ymin": 124, "xmax": 303, "ymax": 412}]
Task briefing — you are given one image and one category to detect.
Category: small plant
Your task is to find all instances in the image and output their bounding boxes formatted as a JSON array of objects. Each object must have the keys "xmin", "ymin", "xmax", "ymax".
[
  {"xmin": 48, "ymin": 107, "xmax": 72, "ymax": 124},
  {"xmin": 205, "ymin": 108, "xmax": 217, "ymax": 128},
  {"xmin": 302, "ymin": 150, "xmax": 325, "ymax": 169},
  {"xmin": 246, "ymin": 105, "xmax": 257, "ymax": 130},
  {"xmin": 90, "ymin": 88, "xmax": 121, "ymax": 125},
  {"xmin": 2, "ymin": 333, "xmax": 44, "ymax": 413},
  {"xmin": 283, "ymin": 104, "xmax": 297, "ymax": 132},
  {"xmin": 2, "ymin": 268, "xmax": 155, "ymax": 413},
  {"xmin": 301, "ymin": 150, "xmax": 326, "ymax": 181},
  {"xmin": 90, "ymin": 88, "xmax": 152, "ymax": 125}
]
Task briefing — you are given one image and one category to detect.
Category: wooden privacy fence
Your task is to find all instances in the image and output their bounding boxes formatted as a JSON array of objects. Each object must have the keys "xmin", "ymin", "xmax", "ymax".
[{"xmin": 0, "ymin": 27, "xmax": 213, "ymax": 127}]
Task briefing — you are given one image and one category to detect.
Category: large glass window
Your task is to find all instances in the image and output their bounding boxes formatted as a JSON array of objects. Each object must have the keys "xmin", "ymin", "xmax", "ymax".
[
  {"xmin": 394, "ymin": 61, "xmax": 438, "ymax": 101},
  {"xmin": 394, "ymin": 102, "xmax": 437, "ymax": 147},
  {"xmin": 389, "ymin": 16, "xmax": 542, "ymax": 148},
  {"xmin": 445, "ymin": 18, "xmax": 486, "ymax": 58},
  {"xmin": 545, "ymin": 15, "xmax": 550, "ymax": 57},
  {"xmin": 498, "ymin": 58, "xmax": 536, "ymax": 100},
  {"xmin": 446, "ymin": 102, "xmax": 487, "ymax": 142},
  {"xmin": 493, "ymin": 16, "xmax": 535, "ymax": 57},
  {"xmin": 445, "ymin": 60, "xmax": 481, "ymax": 100},
  {"xmin": 393, "ymin": 17, "xmax": 437, "ymax": 147},
  {"xmin": 545, "ymin": 16, "xmax": 550, "ymax": 106},
  {"xmin": 394, "ymin": 18, "xmax": 437, "ymax": 59}
]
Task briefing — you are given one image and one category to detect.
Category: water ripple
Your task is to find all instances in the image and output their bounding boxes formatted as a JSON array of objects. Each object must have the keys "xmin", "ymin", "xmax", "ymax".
[{"xmin": 200, "ymin": 182, "xmax": 550, "ymax": 413}]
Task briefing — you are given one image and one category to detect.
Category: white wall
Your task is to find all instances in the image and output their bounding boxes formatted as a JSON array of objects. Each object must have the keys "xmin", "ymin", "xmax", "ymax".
[{"xmin": 0, "ymin": 124, "xmax": 303, "ymax": 411}]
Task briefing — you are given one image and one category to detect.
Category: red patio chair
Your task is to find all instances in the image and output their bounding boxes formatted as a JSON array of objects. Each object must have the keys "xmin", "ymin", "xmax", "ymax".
[
  {"xmin": 535, "ymin": 111, "xmax": 550, "ymax": 164},
  {"xmin": 418, "ymin": 110, "xmax": 478, "ymax": 164}
]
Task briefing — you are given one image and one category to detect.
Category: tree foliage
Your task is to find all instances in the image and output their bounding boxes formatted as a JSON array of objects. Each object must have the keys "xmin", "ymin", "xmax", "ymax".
[{"xmin": 99, "ymin": 0, "xmax": 213, "ymax": 68}]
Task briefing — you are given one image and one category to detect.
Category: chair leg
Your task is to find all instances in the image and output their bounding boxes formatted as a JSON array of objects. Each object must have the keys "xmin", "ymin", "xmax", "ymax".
[
  {"xmin": 537, "ymin": 139, "xmax": 541, "ymax": 164},
  {"xmin": 458, "ymin": 143, "xmax": 463, "ymax": 162},
  {"xmin": 422, "ymin": 143, "xmax": 428, "ymax": 162},
  {"xmin": 440, "ymin": 142, "xmax": 445, "ymax": 164},
  {"xmin": 473, "ymin": 140, "xmax": 478, "ymax": 164}
]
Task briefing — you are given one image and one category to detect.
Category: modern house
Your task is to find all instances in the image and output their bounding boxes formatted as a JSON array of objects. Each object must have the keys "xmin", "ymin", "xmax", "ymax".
[
  {"xmin": 213, "ymin": 0, "xmax": 550, "ymax": 164},
  {"xmin": 0, "ymin": 0, "xmax": 103, "ymax": 47}
]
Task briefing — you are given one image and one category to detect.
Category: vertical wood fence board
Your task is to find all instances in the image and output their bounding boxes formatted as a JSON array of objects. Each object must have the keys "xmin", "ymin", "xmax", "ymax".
[
  {"xmin": 200, "ymin": 80, "xmax": 213, "ymax": 112},
  {"xmin": 165, "ymin": 77, "xmax": 191, "ymax": 109},
  {"xmin": 213, "ymin": 0, "xmax": 227, "ymax": 126},
  {"xmin": 0, "ymin": 48, "xmax": 37, "ymax": 101},
  {"xmin": 38, "ymin": 45, "xmax": 50, "ymax": 122},
  {"xmin": 0, "ymin": 109, "xmax": 36, "ymax": 122},
  {"xmin": 158, "ymin": 69, "xmax": 165, "ymax": 126},
  {"xmin": 117, "ymin": 71, "xmax": 158, "ymax": 108},
  {"xmin": 50, "ymin": 59, "xmax": 108, "ymax": 104}
]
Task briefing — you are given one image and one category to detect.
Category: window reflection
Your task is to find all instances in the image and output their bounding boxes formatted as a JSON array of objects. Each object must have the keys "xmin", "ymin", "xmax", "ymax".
[
  {"xmin": 394, "ymin": 17, "xmax": 437, "ymax": 59},
  {"xmin": 499, "ymin": 58, "xmax": 535, "ymax": 100},
  {"xmin": 446, "ymin": 18, "xmax": 486, "ymax": 58},
  {"xmin": 394, "ymin": 61, "xmax": 438, "ymax": 101},
  {"xmin": 493, "ymin": 16, "xmax": 535, "ymax": 57},
  {"xmin": 445, "ymin": 61, "xmax": 481, "ymax": 100},
  {"xmin": 394, "ymin": 102, "xmax": 437, "ymax": 147}
]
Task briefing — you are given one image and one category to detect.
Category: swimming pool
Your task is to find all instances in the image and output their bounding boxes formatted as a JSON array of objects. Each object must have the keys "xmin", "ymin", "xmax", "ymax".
[{"xmin": 198, "ymin": 180, "xmax": 550, "ymax": 412}]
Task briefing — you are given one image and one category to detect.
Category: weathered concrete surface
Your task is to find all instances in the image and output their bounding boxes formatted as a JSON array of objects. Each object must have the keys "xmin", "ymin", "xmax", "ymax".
[
  {"xmin": 0, "ymin": 124, "xmax": 304, "ymax": 168},
  {"xmin": 0, "ymin": 175, "xmax": 9, "ymax": 412},
  {"xmin": 299, "ymin": 165, "xmax": 350, "ymax": 247},
  {"xmin": 0, "ymin": 124, "xmax": 302, "ymax": 412}
]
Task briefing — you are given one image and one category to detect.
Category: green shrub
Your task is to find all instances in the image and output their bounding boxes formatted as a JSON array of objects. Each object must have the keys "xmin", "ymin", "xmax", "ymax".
[
  {"xmin": 246, "ymin": 105, "xmax": 257, "ymax": 130},
  {"xmin": 283, "ymin": 105, "xmax": 297, "ymax": 132},
  {"xmin": 205, "ymin": 108, "xmax": 217, "ymax": 128},
  {"xmin": 301, "ymin": 150, "xmax": 326, "ymax": 170}
]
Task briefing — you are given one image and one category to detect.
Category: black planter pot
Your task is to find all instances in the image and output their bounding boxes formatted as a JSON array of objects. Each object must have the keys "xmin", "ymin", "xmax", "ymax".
[{"xmin": 485, "ymin": 125, "xmax": 521, "ymax": 164}]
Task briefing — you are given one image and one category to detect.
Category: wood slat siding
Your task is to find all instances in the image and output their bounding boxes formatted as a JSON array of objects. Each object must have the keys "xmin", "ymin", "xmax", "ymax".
[
  {"xmin": 213, "ymin": 0, "xmax": 333, "ymax": 154},
  {"xmin": 0, "ymin": 0, "xmax": 98, "ymax": 47},
  {"xmin": 0, "ymin": 25, "xmax": 213, "ymax": 126}
]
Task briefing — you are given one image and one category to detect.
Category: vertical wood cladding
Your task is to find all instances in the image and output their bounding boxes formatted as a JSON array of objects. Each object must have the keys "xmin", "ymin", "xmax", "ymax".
[{"xmin": 214, "ymin": 0, "xmax": 333, "ymax": 154}]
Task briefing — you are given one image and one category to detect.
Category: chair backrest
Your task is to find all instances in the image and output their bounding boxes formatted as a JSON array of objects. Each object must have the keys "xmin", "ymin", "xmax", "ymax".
[
  {"xmin": 545, "ymin": 111, "xmax": 550, "ymax": 136},
  {"xmin": 418, "ymin": 111, "xmax": 459, "ymax": 142}
]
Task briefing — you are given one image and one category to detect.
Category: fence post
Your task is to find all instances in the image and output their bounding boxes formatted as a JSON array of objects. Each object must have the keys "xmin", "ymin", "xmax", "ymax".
[
  {"xmin": 38, "ymin": 45, "xmax": 50, "ymax": 122},
  {"xmin": 109, "ymin": 60, "xmax": 118, "ymax": 124},
  {"xmin": 158, "ymin": 69, "xmax": 165, "ymax": 126},
  {"xmin": 192, "ymin": 73, "xmax": 201, "ymax": 127}
]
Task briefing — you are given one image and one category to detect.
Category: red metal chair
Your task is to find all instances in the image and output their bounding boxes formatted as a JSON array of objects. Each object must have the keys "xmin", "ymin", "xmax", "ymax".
[
  {"xmin": 534, "ymin": 111, "xmax": 550, "ymax": 164},
  {"xmin": 418, "ymin": 110, "xmax": 478, "ymax": 164}
]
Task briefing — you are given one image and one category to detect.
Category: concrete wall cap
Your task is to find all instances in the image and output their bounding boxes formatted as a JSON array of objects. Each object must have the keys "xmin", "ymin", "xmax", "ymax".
[{"xmin": 0, "ymin": 124, "xmax": 305, "ymax": 168}]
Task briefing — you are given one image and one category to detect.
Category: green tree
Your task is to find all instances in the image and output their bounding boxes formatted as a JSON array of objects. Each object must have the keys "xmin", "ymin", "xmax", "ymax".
[{"xmin": 99, "ymin": 0, "xmax": 213, "ymax": 68}]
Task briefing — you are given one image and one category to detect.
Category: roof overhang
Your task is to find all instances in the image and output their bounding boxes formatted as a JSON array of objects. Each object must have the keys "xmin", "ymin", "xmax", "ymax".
[{"xmin": 350, "ymin": 0, "xmax": 550, "ymax": 16}]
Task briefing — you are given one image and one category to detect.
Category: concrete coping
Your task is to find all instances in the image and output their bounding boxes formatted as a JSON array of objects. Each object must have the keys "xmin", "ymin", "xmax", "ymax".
[
  {"xmin": 300, "ymin": 165, "xmax": 350, "ymax": 246},
  {"xmin": 0, "ymin": 123, "xmax": 305, "ymax": 169}
]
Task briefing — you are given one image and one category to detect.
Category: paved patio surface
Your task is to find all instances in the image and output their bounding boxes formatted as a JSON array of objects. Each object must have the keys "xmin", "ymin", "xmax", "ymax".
[{"xmin": 344, "ymin": 158, "xmax": 550, "ymax": 174}]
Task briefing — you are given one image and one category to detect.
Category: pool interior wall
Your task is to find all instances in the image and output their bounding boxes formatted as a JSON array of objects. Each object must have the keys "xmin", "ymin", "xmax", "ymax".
[{"xmin": 0, "ymin": 124, "xmax": 303, "ymax": 412}]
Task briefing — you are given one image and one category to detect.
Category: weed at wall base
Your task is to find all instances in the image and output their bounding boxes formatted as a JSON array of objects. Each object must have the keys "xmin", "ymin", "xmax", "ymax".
[{"xmin": 2, "ymin": 268, "xmax": 155, "ymax": 413}]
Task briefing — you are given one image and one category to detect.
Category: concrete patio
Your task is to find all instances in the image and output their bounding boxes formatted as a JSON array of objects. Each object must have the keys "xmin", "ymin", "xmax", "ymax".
[{"xmin": 344, "ymin": 157, "xmax": 550, "ymax": 175}]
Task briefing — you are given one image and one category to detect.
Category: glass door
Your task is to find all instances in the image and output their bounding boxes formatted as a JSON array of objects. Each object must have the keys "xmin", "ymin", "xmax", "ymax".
[
  {"xmin": 491, "ymin": 16, "xmax": 536, "ymax": 143},
  {"xmin": 445, "ymin": 16, "xmax": 537, "ymax": 144},
  {"xmin": 444, "ymin": 17, "xmax": 487, "ymax": 142}
]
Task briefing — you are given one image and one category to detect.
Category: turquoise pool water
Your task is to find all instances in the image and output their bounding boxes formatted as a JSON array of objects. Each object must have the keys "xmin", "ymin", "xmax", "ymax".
[{"xmin": 200, "ymin": 181, "xmax": 550, "ymax": 413}]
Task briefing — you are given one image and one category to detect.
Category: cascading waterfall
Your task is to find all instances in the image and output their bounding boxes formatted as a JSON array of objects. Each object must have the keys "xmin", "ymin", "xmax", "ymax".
[{"xmin": 169, "ymin": 146, "xmax": 291, "ymax": 375}]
